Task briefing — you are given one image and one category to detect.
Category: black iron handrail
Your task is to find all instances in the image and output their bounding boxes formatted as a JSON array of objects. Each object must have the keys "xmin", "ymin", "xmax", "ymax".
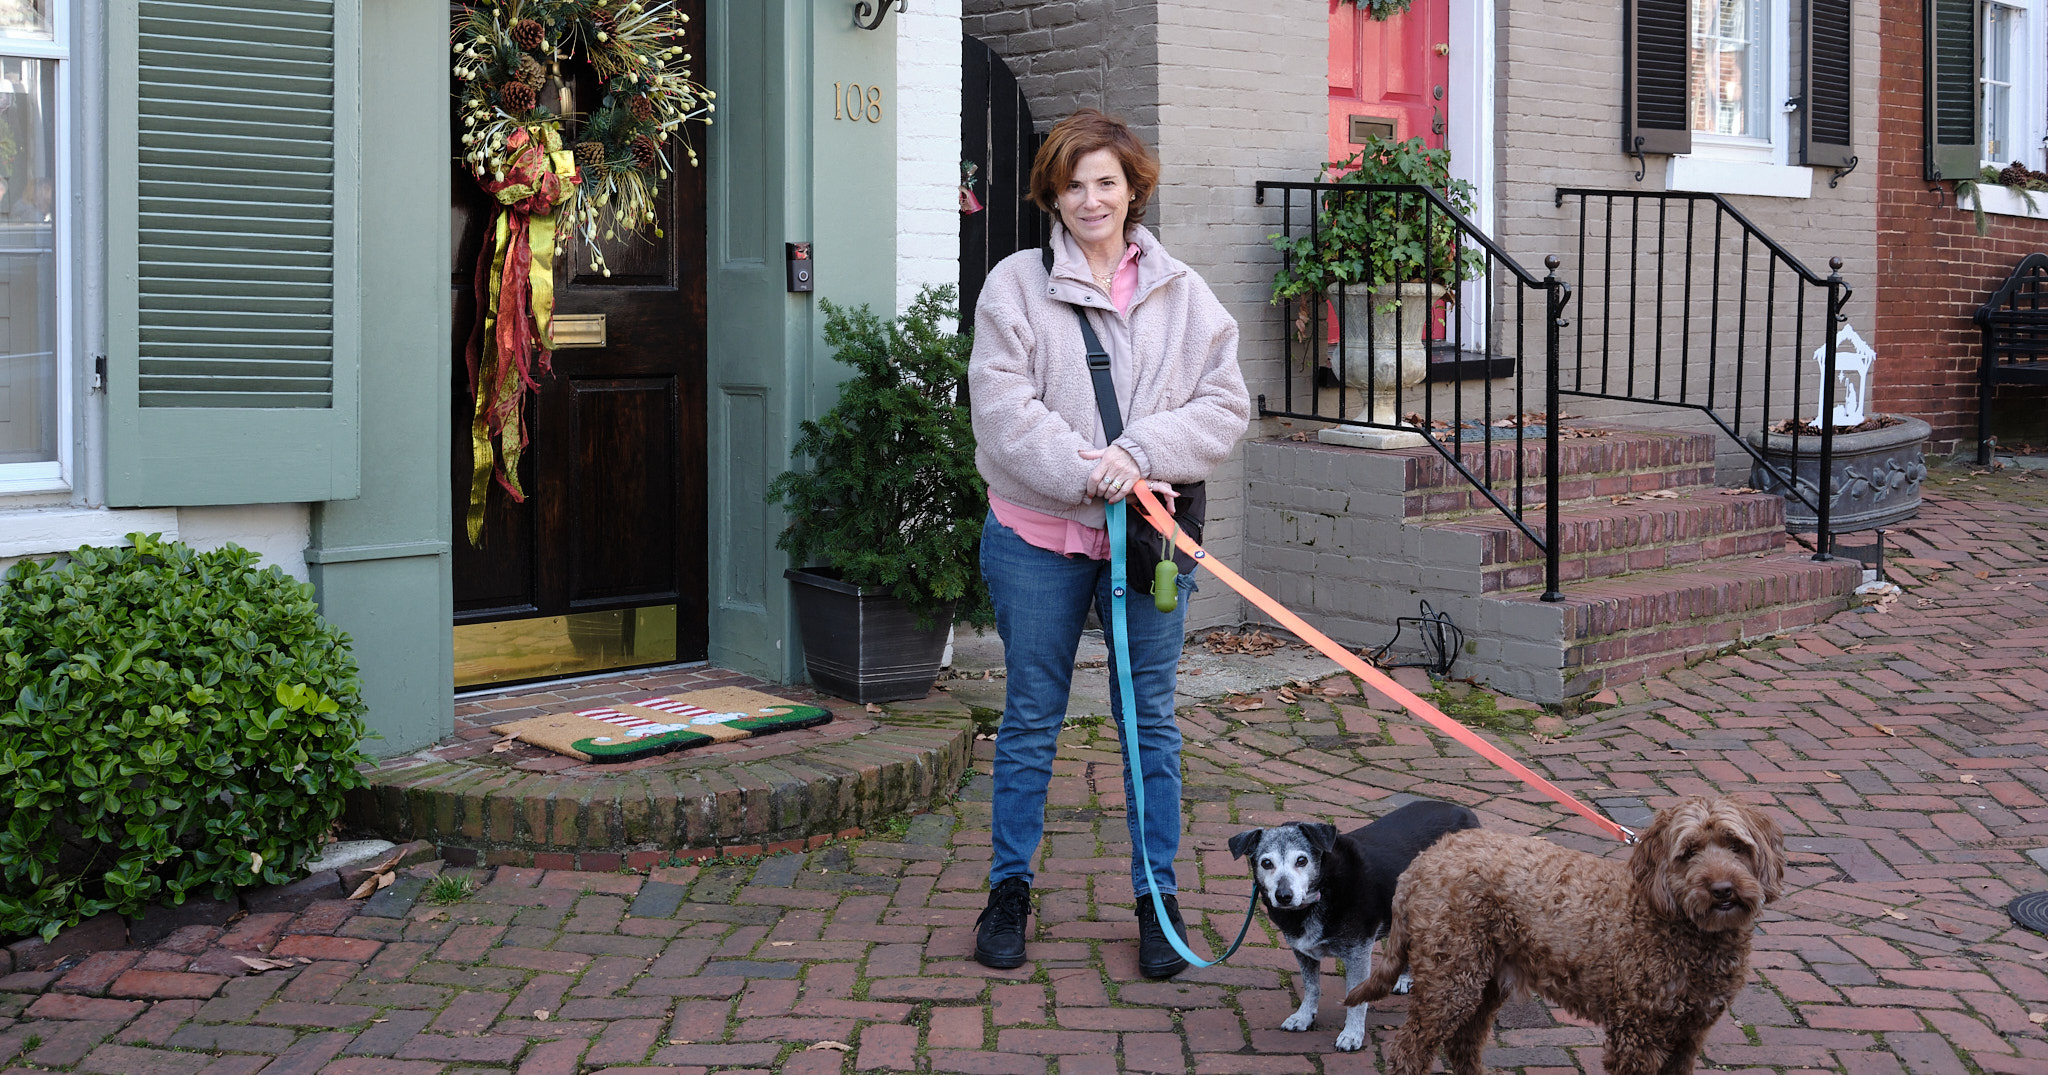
[
  {"xmin": 1554, "ymin": 188, "xmax": 1851, "ymax": 554},
  {"xmin": 1256, "ymin": 179, "xmax": 1573, "ymax": 599}
]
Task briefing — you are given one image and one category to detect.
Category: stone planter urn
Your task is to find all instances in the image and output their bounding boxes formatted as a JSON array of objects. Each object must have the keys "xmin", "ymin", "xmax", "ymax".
[
  {"xmin": 1318, "ymin": 283, "xmax": 1432, "ymax": 450},
  {"xmin": 1746, "ymin": 415, "xmax": 1930, "ymax": 532}
]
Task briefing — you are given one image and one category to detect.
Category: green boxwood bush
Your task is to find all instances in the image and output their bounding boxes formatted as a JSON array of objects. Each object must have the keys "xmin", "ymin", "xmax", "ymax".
[{"xmin": 0, "ymin": 534, "xmax": 372, "ymax": 940}]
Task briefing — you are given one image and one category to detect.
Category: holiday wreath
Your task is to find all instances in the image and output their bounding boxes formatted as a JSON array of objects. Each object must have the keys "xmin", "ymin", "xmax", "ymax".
[{"xmin": 452, "ymin": 0, "xmax": 713, "ymax": 544}]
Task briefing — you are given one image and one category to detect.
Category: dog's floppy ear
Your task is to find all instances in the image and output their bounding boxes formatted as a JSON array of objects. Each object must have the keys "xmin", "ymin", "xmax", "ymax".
[
  {"xmin": 1628, "ymin": 800, "xmax": 1685, "ymax": 919},
  {"xmin": 1731, "ymin": 800, "xmax": 1787, "ymax": 902},
  {"xmin": 1227, "ymin": 829, "xmax": 1262, "ymax": 861},
  {"xmin": 1301, "ymin": 823, "xmax": 1339, "ymax": 857}
]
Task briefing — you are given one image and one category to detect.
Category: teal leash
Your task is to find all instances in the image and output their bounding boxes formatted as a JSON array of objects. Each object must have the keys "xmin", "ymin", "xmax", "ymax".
[{"xmin": 1106, "ymin": 498, "xmax": 1260, "ymax": 968}]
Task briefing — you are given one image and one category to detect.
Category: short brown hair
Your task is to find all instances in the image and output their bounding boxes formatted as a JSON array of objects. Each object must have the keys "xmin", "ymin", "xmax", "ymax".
[{"xmin": 1028, "ymin": 108, "xmax": 1161, "ymax": 230}]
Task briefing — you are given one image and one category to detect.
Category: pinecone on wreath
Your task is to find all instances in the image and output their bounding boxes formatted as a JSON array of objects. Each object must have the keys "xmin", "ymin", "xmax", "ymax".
[
  {"xmin": 629, "ymin": 96, "xmax": 655, "ymax": 122},
  {"xmin": 575, "ymin": 141, "xmax": 608, "ymax": 174},
  {"xmin": 510, "ymin": 18, "xmax": 546, "ymax": 51},
  {"xmin": 630, "ymin": 134, "xmax": 658, "ymax": 171},
  {"xmin": 515, "ymin": 54, "xmax": 545, "ymax": 90},
  {"xmin": 2000, "ymin": 161, "xmax": 2031, "ymax": 187},
  {"xmin": 590, "ymin": 11, "xmax": 617, "ymax": 39},
  {"xmin": 498, "ymin": 80, "xmax": 536, "ymax": 115}
]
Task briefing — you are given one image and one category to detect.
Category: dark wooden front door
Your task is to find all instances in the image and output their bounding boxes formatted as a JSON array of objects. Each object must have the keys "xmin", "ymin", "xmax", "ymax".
[{"xmin": 449, "ymin": 1, "xmax": 709, "ymax": 684}]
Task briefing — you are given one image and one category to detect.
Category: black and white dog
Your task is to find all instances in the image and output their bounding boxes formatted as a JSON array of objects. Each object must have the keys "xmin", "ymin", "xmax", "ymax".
[{"xmin": 1228, "ymin": 799, "xmax": 1481, "ymax": 1051}]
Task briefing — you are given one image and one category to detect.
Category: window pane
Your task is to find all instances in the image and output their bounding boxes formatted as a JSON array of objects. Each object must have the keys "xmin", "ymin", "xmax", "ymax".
[
  {"xmin": 0, "ymin": 1, "xmax": 48, "ymax": 40},
  {"xmin": 1691, "ymin": 0, "xmax": 1765, "ymax": 138},
  {"xmin": 0, "ymin": 58, "xmax": 54, "ymax": 466},
  {"xmin": 1983, "ymin": 4, "xmax": 2016, "ymax": 162}
]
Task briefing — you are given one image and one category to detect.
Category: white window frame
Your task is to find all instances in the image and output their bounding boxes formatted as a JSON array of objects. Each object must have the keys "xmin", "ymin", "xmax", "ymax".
[
  {"xmin": 1980, "ymin": 0, "xmax": 2046, "ymax": 170},
  {"xmin": 1957, "ymin": 0, "xmax": 2048, "ymax": 220},
  {"xmin": 1666, "ymin": 0, "xmax": 1813, "ymax": 199},
  {"xmin": 0, "ymin": 1, "xmax": 72, "ymax": 496}
]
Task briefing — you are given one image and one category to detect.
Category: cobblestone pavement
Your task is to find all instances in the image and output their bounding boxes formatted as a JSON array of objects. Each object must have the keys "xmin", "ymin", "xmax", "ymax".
[{"xmin": 4, "ymin": 477, "xmax": 2048, "ymax": 1075}]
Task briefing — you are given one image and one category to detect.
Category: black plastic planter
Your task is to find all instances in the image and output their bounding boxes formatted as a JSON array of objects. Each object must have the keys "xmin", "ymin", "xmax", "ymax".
[{"xmin": 785, "ymin": 568, "xmax": 954, "ymax": 704}]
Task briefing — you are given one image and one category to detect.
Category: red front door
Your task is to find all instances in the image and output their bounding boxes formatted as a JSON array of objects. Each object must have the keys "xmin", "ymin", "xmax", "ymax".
[{"xmin": 1328, "ymin": 0, "xmax": 1451, "ymax": 166}]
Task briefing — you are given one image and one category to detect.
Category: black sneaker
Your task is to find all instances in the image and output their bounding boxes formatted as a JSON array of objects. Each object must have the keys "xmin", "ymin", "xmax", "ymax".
[
  {"xmin": 1135, "ymin": 893, "xmax": 1189, "ymax": 979},
  {"xmin": 974, "ymin": 877, "xmax": 1031, "ymax": 969}
]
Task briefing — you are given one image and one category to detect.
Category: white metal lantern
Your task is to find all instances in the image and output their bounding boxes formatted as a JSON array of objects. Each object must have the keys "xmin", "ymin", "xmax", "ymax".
[{"xmin": 1810, "ymin": 323, "xmax": 1875, "ymax": 428}]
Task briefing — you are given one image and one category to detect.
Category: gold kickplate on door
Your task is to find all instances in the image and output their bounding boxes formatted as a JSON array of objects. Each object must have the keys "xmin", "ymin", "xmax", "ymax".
[
  {"xmin": 551, "ymin": 313, "xmax": 607, "ymax": 348},
  {"xmin": 1349, "ymin": 115, "xmax": 1398, "ymax": 144}
]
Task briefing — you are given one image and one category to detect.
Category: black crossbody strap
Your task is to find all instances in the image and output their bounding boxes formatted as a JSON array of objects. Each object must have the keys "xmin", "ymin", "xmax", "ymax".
[{"xmin": 1045, "ymin": 245, "xmax": 1123, "ymax": 442}]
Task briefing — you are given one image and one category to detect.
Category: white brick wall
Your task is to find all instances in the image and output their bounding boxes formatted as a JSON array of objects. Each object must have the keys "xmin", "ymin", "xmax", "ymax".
[{"xmin": 897, "ymin": 0, "xmax": 964, "ymax": 312}]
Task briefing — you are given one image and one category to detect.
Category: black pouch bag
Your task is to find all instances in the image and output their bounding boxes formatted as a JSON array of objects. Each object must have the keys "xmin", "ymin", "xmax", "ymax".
[{"xmin": 1043, "ymin": 248, "xmax": 1205, "ymax": 577}]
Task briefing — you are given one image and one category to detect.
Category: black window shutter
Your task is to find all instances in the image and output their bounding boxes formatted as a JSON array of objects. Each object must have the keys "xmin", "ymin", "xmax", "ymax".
[
  {"xmin": 1926, "ymin": 0, "xmax": 1980, "ymax": 179},
  {"xmin": 1801, "ymin": 0, "xmax": 1855, "ymax": 167},
  {"xmin": 1626, "ymin": 0, "xmax": 1692, "ymax": 156}
]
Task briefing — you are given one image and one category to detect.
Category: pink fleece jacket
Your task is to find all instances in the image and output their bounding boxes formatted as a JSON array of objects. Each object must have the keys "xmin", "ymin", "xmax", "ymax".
[{"xmin": 969, "ymin": 223, "xmax": 1251, "ymax": 530}]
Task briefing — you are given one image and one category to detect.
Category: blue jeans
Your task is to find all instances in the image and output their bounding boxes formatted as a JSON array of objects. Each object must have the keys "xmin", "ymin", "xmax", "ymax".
[{"xmin": 980, "ymin": 510, "xmax": 1194, "ymax": 898}]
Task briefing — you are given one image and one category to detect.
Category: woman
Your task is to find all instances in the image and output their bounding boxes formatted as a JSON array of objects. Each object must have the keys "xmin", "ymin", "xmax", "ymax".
[{"xmin": 968, "ymin": 109, "xmax": 1250, "ymax": 978}]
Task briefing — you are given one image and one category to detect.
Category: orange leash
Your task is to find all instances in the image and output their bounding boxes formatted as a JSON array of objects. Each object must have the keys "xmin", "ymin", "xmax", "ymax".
[{"xmin": 1131, "ymin": 484, "xmax": 1635, "ymax": 844}]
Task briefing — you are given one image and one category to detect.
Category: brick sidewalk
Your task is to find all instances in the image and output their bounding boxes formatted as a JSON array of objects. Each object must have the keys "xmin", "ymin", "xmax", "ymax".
[{"xmin": 3, "ymin": 481, "xmax": 2047, "ymax": 1074}]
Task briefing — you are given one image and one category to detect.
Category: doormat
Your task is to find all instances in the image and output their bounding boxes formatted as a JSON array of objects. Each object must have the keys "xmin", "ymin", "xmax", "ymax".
[{"xmin": 498, "ymin": 687, "xmax": 833, "ymax": 763}]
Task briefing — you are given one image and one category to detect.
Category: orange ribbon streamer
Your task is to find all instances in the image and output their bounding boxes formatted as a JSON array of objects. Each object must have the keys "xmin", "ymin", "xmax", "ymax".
[{"xmin": 1129, "ymin": 483, "xmax": 1635, "ymax": 844}]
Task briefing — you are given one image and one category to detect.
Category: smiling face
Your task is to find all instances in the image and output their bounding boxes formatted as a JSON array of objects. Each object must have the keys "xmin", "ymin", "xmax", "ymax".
[{"xmin": 1056, "ymin": 147, "xmax": 1132, "ymax": 253}]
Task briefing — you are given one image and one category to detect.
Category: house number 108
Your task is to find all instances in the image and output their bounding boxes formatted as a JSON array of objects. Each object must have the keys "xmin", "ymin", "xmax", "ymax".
[{"xmin": 833, "ymin": 82, "xmax": 883, "ymax": 123}]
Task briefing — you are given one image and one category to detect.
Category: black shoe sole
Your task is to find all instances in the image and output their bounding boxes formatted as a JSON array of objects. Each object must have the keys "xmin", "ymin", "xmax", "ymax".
[
  {"xmin": 974, "ymin": 946, "xmax": 1026, "ymax": 970},
  {"xmin": 1139, "ymin": 956, "xmax": 1187, "ymax": 979}
]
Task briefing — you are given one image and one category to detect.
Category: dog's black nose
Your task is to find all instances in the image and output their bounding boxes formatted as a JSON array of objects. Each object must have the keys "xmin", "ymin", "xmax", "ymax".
[
  {"xmin": 1274, "ymin": 892, "xmax": 1293, "ymax": 906},
  {"xmin": 1710, "ymin": 881, "xmax": 1735, "ymax": 901}
]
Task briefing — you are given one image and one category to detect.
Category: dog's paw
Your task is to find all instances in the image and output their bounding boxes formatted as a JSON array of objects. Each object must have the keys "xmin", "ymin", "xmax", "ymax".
[
  {"xmin": 1334, "ymin": 1027, "xmax": 1367, "ymax": 1052},
  {"xmin": 1280, "ymin": 1011, "xmax": 1315, "ymax": 1032},
  {"xmin": 1391, "ymin": 971, "xmax": 1413, "ymax": 995}
]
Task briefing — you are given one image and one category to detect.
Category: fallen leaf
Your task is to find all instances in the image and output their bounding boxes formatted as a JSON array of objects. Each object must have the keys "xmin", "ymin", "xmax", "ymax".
[
  {"xmin": 1882, "ymin": 909, "xmax": 1909, "ymax": 920},
  {"xmin": 1276, "ymin": 689, "xmax": 1298, "ymax": 704},
  {"xmin": 1959, "ymin": 774, "xmax": 1980, "ymax": 784},
  {"xmin": 234, "ymin": 956, "xmax": 298, "ymax": 972},
  {"xmin": 1932, "ymin": 917, "xmax": 1962, "ymax": 934},
  {"xmin": 2030, "ymin": 951, "xmax": 2048, "ymax": 961},
  {"xmin": 865, "ymin": 703, "xmax": 882, "ymax": 714},
  {"xmin": 809, "ymin": 1042, "xmax": 853, "ymax": 1052},
  {"xmin": 349, "ymin": 876, "xmax": 378, "ymax": 900},
  {"xmin": 1976, "ymin": 571, "xmax": 1992, "ymax": 580},
  {"xmin": 534, "ymin": 1010, "xmax": 550, "ymax": 1021},
  {"xmin": 771, "ymin": 941, "xmax": 795, "ymax": 946},
  {"xmin": 250, "ymin": 851, "xmax": 263, "ymax": 874},
  {"xmin": 378, "ymin": 871, "xmax": 396, "ymax": 890},
  {"xmin": 1872, "ymin": 724, "xmax": 1897, "ymax": 737},
  {"xmin": 2030, "ymin": 1011, "xmax": 2048, "ymax": 1024}
]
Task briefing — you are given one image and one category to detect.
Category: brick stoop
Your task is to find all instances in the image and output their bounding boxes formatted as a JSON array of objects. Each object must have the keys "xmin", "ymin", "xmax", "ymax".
[
  {"xmin": 344, "ymin": 665, "xmax": 973, "ymax": 866},
  {"xmin": 1242, "ymin": 428, "xmax": 1866, "ymax": 703}
]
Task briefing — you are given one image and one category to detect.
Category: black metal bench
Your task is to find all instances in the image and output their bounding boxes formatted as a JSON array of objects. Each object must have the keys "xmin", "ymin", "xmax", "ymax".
[{"xmin": 1975, "ymin": 252, "xmax": 2048, "ymax": 464}]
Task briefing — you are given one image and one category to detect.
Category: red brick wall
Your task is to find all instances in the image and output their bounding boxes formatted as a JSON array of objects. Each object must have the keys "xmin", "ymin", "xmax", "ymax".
[{"xmin": 1877, "ymin": 2, "xmax": 2048, "ymax": 455}]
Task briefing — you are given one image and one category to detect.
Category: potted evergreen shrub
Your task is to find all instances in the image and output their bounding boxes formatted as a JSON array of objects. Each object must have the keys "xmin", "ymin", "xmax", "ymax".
[
  {"xmin": 768, "ymin": 285, "xmax": 991, "ymax": 704},
  {"xmin": 1271, "ymin": 136, "xmax": 1485, "ymax": 440}
]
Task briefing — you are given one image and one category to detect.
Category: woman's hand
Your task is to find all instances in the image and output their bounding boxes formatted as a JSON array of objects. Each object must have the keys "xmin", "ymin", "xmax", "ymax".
[{"xmin": 1081, "ymin": 445, "xmax": 1153, "ymax": 503}]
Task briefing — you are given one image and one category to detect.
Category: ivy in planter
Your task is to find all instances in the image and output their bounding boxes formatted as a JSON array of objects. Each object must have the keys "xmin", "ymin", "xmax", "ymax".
[
  {"xmin": 767, "ymin": 285, "xmax": 992, "ymax": 631},
  {"xmin": 0, "ymin": 535, "xmax": 372, "ymax": 941},
  {"xmin": 1270, "ymin": 135, "xmax": 1485, "ymax": 317}
]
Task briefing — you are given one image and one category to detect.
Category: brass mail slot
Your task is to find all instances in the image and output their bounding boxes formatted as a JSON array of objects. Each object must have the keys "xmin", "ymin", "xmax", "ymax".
[
  {"xmin": 551, "ymin": 313, "xmax": 607, "ymax": 348},
  {"xmin": 1349, "ymin": 115, "xmax": 1397, "ymax": 144}
]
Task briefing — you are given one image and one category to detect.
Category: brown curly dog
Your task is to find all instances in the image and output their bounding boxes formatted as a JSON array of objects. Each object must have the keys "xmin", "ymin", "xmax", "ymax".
[{"xmin": 1343, "ymin": 796, "xmax": 1784, "ymax": 1075}]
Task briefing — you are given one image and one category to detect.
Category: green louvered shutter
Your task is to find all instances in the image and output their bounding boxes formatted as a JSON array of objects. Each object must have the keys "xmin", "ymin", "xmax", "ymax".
[
  {"xmin": 1926, "ymin": 0, "xmax": 1980, "ymax": 180},
  {"xmin": 1624, "ymin": 0, "xmax": 1692, "ymax": 156},
  {"xmin": 1800, "ymin": 0, "xmax": 1855, "ymax": 168},
  {"xmin": 107, "ymin": 0, "xmax": 360, "ymax": 506}
]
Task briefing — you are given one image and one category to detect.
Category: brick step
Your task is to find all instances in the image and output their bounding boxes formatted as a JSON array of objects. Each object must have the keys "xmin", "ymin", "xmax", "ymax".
[
  {"xmin": 1390, "ymin": 428, "xmax": 1720, "ymax": 519},
  {"xmin": 1482, "ymin": 553, "xmax": 1862, "ymax": 696},
  {"xmin": 1431, "ymin": 488, "xmax": 1791, "ymax": 592}
]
